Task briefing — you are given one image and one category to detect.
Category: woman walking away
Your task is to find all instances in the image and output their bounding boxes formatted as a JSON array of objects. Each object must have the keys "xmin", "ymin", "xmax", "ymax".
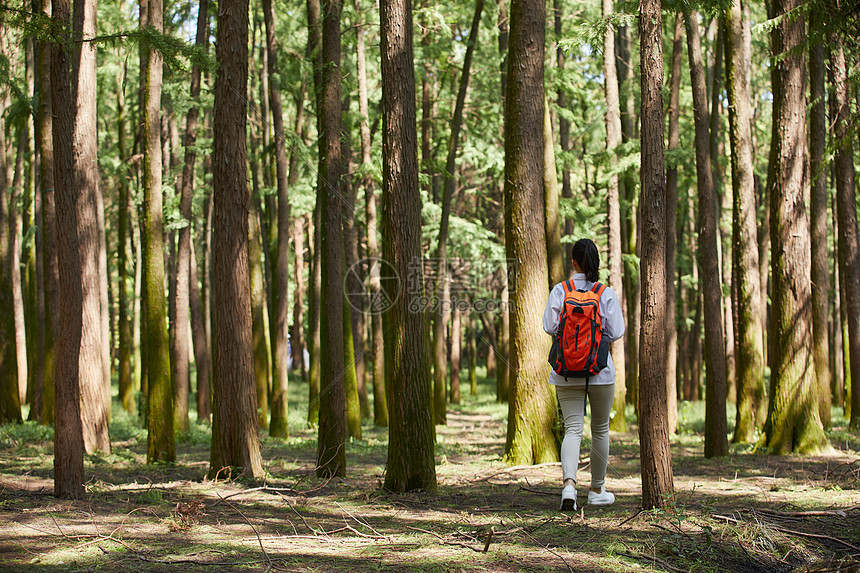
[{"xmin": 543, "ymin": 238, "xmax": 625, "ymax": 511}]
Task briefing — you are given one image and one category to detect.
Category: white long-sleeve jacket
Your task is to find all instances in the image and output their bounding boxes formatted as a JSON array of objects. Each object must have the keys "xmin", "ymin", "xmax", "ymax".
[{"xmin": 542, "ymin": 273, "xmax": 626, "ymax": 386}]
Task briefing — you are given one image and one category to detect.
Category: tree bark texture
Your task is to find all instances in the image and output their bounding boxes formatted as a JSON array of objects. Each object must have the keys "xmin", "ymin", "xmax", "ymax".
[
  {"xmin": 830, "ymin": 39, "xmax": 860, "ymax": 431},
  {"xmin": 725, "ymin": 0, "xmax": 766, "ymax": 443},
  {"xmin": 638, "ymin": 0, "xmax": 675, "ymax": 508},
  {"xmin": 603, "ymin": 0, "xmax": 627, "ymax": 433},
  {"xmin": 356, "ymin": 6, "xmax": 387, "ymax": 426},
  {"xmin": 807, "ymin": 11, "xmax": 830, "ymax": 429},
  {"xmin": 380, "ymin": 0, "xmax": 437, "ymax": 491},
  {"xmin": 503, "ymin": 0, "xmax": 559, "ymax": 466},
  {"xmin": 685, "ymin": 11, "xmax": 728, "ymax": 458},
  {"xmin": 316, "ymin": 0, "xmax": 347, "ymax": 478},
  {"xmin": 116, "ymin": 65, "xmax": 134, "ymax": 415},
  {"xmin": 543, "ymin": 93, "xmax": 564, "ymax": 287},
  {"xmin": 249, "ymin": 206, "xmax": 270, "ymax": 431},
  {"xmin": 210, "ymin": 0, "xmax": 264, "ymax": 477},
  {"xmin": 51, "ymin": 0, "xmax": 85, "ymax": 497},
  {"xmin": 764, "ymin": 0, "xmax": 829, "ymax": 454},
  {"xmin": 664, "ymin": 12, "xmax": 683, "ymax": 435},
  {"xmin": 143, "ymin": 0, "xmax": 173, "ymax": 462},
  {"xmin": 73, "ymin": 0, "xmax": 110, "ymax": 454}
]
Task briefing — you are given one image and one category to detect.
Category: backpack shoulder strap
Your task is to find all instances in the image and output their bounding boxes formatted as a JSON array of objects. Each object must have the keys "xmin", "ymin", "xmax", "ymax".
[
  {"xmin": 562, "ymin": 279, "xmax": 573, "ymax": 295},
  {"xmin": 592, "ymin": 282, "xmax": 607, "ymax": 297}
]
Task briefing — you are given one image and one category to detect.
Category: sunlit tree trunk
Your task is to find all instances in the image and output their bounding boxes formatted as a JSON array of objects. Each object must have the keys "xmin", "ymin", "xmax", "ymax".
[
  {"xmin": 639, "ymin": 0, "xmax": 674, "ymax": 508},
  {"xmin": 543, "ymin": 94, "xmax": 564, "ymax": 287},
  {"xmin": 725, "ymin": 0, "xmax": 765, "ymax": 442},
  {"xmin": 764, "ymin": 0, "xmax": 829, "ymax": 453},
  {"xmin": 51, "ymin": 0, "xmax": 84, "ymax": 496},
  {"xmin": 664, "ymin": 12, "xmax": 683, "ymax": 435},
  {"xmin": 451, "ymin": 302, "xmax": 461, "ymax": 404},
  {"xmin": 553, "ymin": 0, "xmax": 573, "ymax": 239},
  {"xmin": 73, "ymin": 0, "xmax": 110, "ymax": 454},
  {"xmin": 380, "ymin": 0, "xmax": 436, "ymax": 491},
  {"xmin": 603, "ymin": 0, "xmax": 627, "ymax": 432},
  {"xmin": 685, "ymin": 10, "xmax": 728, "ymax": 458},
  {"xmin": 830, "ymin": 38, "xmax": 860, "ymax": 430},
  {"xmin": 316, "ymin": 0, "xmax": 347, "ymax": 478},
  {"xmin": 210, "ymin": 0, "xmax": 264, "ymax": 478},
  {"xmin": 143, "ymin": 0, "xmax": 173, "ymax": 462},
  {"xmin": 503, "ymin": 0, "xmax": 558, "ymax": 466},
  {"xmin": 356, "ymin": 4, "xmax": 387, "ymax": 425},
  {"xmin": 116, "ymin": 62, "xmax": 134, "ymax": 415}
]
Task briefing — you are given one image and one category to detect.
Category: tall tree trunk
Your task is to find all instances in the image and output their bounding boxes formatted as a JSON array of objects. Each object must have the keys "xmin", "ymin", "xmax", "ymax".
[
  {"xmin": 210, "ymin": 0, "xmax": 264, "ymax": 478},
  {"xmin": 468, "ymin": 311, "xmax": 477, "ymax": 395},
  {"xmin": 685, "ymin": 11, "xmax": 728, "ymax": 458},
  {"xmin": 174, "ymin": 0, "xmax": 209, "ymax": 435},
  {"xmin": 343, "ymin": 293, "xmax": 362, "ymax": 439},
  {"xmin": 249, "ymin": 205, "xmax": 270, "ymax": 430},
  {"xmin": 143, "ymin": 0, "xmax": 173, "ymax": 462},
  {"xmin": 316, "ymin": 0, "xmax": 347, "ymax": 478},
  {"xmin": 830, "ymin": 38, "xmax": 860, "ymax": 431},
  {"xmin": 497, "ymin": 265, "xmax": 510, "ymax": 403},
  {"xmin": 543, "ymin": 94, "xmax": 564, "ymax": 286},
  {"xmin": 503, "ymin": 0, "xmax": 558, "ymax": 466},
  {"xmin": 603, "ymin": 0, "xmax": 628, "ymax": 432},
  {"xmin": 356, "ymin": 4, "xmax": 387, "ymax": 426},
  {"xmin": 725, "ymin": 0, "xmax": 765, "ymax": 443},
  {"xmin": 553, "ymin": 0, "xmax": 572, "ymax": 239},
  {"xmin": 380, "ymin": 0, "xmax": 436, "ymax": 491},
  {"xmin": 306, "ymin": 0, "xmax": 323, "ymax": 428},
  {"xmin": 38, "ymin": 0, "xmax": 56, "ymax": 424},
  {"xmin": 178, "ymin": 0, "xmax": 211, "ymax": 424},
  {"xmin": 263, "ymin": 0, "xmax": 292, "ymax": 439},
  {"xmin": 73, "ymin": 0, "xmax": 110, "ymax": 454},
  {"xmin": 51, "ymin": 0, "xmax": 84, "ymax": 496},
  {"xmin": 764, "ymin": 0, "xmax": 829, "ymax": 453},
  {"xmin": 638, "ymin": 0, "xmax": 674, "ymax": 508},
  {"xmin": 808, "ymin": 13, "xmax": 830, "ymax": 429},
  {"xmin": 433, "ymin": 0, "xmax": 484, "ymax": 425},
  {"xmin": 664, "ymin": 12, "xmax": 683, "ymax": 435},
  {"xmin": 10, "ymin": 126, "xmax": 29, "ymax": 408},
  {"xmin": 116, "ymin": 63, "xmax": 134, "ymax": 415},
  {"xmin": 451, "ymin": 302, "xmax": 461, "ymax": 404},
  {"xmin": 0, "ymin": 26, "xmax": 21, "ymax": 425}
]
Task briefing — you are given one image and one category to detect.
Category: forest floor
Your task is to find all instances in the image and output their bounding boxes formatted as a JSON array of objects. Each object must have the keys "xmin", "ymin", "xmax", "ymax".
[{"xmin": 1, "ymin": 374, "xmax": 859, "ymax": 573}]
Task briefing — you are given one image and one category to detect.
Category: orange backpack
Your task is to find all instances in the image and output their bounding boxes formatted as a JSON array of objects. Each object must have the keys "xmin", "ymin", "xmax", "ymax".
[{"xmin": 548, "ymin": 280, "xmax": 610, "ymax": 379}]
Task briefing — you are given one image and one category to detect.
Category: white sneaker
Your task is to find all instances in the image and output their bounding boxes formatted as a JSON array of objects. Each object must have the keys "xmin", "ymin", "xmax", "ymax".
[
  {"xmin": 588, "ymin": 486, "xmax": 615, "ymax": 506},
  {"xmin": 559, "ymin": 484, "xmax": 578, "ymax": 512}
]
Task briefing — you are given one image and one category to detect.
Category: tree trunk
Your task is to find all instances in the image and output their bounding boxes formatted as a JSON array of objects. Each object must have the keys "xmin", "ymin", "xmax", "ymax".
[
  {"xmin": 316, "ymin": 0, "xmax": 347, "ymax": 478},
  {"xmin": 306, "ymin": 0, "xmax": 323, "ymax": 428},
  {"xmin": 210, "ymin": 0, "xmax": 264, "ymax": 478},
  {"xmin": 553, "ymin": 0, "xmax": 572, "ymax": 239},
  {"xmin": 116, "ymin": 64, "xmax": 134, "ymax": 415},
  {"xmin": 603, "ymin": 0, "xmax": 628, "ymax": 433},
  {"xmin": 543, "ymin": 94, "xmax": 564, "ymax": 286},
  {"xmin": 764, "ymin": 0, "xmax": 829, "ymax": 453},
  {"xmin": 0, "ymin": 31, "xmax": 21, "ymax": 425},
  {"xmin": 451, "ymin": 302, "xmax": 461, "ymax": 404},
  {"xmin": 380, "ymin": 0, "xmax": 436, "ymax": 492},
  {"xmin": 664, "ymin": 12, "xmax": 683, "ymax": 435},
  {"xmin": 249, "ymin": 205, "xmax": 270, "ymax": 431},
  {"xmin": 497, "ymin": 267, "xmax": 510, "ymax": 403},
  {"xmin": 468, "ymin": 311, "xmax": 477, "ymax": 396},
  {"xmin": 343, "ymin": 294, "xmax": 362, "ymax": 439},
  {"xmin": 262, "ymin": 0, "xmax": 291, "ymax": 439},
  {"xmin": 356, "ymin": 4, "xmax": 387, "ymax": 426},
  {"xmin": 72, "ymin": 0, "xmax": 110, "ymax": 454},
  {"xmin": 830, "ymin": 38, "xmax": 860, "ymax": 431},
  {"xmin": 38, "ymin": 1, "xmax": 56, "ymax": 424},
  {"xmin": 725, "ymin": 0, "xmax": 766, "ymax": 443},
  {"xmin": 433, "ymin": 0, "xmax": 484, "ymax": 425},
  {"xmin": 503, "ymin": 0, "xmax": 558, "ymax": 466},
  {"xmin": 808, "ymin": 13, "xmax": 830, "ymax": 429},
  {"xmin": 685, "ymin": 10, "xmax": 728, "ymax": 458},
  {"xmin": 142, "ymin": 0, "xmax": 173, "ymax": 462},
  {"xmin": 638, "ymin": 0, "xmax": 675, "ymax": 508},
  {"xmin": 10, "ymin": 126, "xmax": 29, "ymax": 409},
  {"xmin": 51, "ymin": 0, "xmax": 85, "ymax": 496}
]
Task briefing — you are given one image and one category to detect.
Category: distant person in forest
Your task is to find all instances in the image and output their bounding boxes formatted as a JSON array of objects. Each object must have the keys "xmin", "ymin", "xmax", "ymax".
[{"xmin": 542, "ymin": 238, "xmax": 626, "ymax": 511}]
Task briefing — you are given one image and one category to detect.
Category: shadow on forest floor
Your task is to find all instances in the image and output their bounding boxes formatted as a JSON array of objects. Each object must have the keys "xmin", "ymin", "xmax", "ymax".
[{"xmin": 1, "ymin": 375, "xmax": 859, "ymax": 573}]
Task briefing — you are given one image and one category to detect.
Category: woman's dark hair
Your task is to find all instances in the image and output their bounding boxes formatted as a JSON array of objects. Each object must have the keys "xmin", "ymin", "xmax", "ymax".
[{"xmin": 571, "ymin": 239, "xmax": 600, "ymax": 283}]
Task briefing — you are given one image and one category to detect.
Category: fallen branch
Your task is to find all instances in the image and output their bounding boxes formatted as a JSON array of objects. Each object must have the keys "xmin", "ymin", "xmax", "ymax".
[
  {"xmin": 219, "ymin": 495, "xmax": 271, "ymax": 569},
  {"xmin": 713, "ymin": 514, "xmax": 860, "ymax": 553},
  {"xmin": 406, "ymin": 526, "xmax": 445, "ymax": 540},
  {"xmin": 516, "ymin": 485, "xmax": 556, "ymax": 497},
  {"xmin": 618, "ymin": 551, "xmax": 687, "ymax": 573},
  {"xmin": 211, "ymin": 486, "xmax": 299, "ymax": 506},
  {"xmin": 483, "ymin": 527, "xmax": 494, "ymax": 552},
  {"xmin": 618, "ymin": 509, "xmax": 643, "ymax": 527},
  {"xmin": 474, "ymin": 462, "xmax": 562, "ymax": 483}
]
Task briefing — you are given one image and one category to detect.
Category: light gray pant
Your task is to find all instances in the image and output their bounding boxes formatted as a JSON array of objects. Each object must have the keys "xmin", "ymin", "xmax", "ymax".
[{"xmin": 556, "ymin": 383, "xmax": 615, "ymax": 489}]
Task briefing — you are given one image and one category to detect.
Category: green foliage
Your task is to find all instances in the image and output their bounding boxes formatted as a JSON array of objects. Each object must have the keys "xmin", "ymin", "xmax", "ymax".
[{"xmin": 0, "ymin": 421, "xmax": 53, "ymax": 449}]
